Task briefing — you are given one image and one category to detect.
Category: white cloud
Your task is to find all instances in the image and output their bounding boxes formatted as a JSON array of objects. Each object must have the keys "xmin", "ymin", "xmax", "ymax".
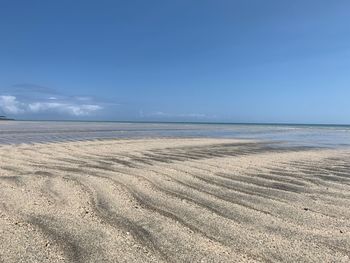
[
  {"xmin": 65, "ymin": 104, "xmax": 102, "ymax": 116},
  {"xmin": 150, "ymin": 111, "xmax": 208, "ymax": 118},
  {"xmin": 28, "ymin": 102, "xmax": 102, "ymax": 116},
  {"xmin": 0, "ymin": 95, "xmax": 25, "ymax": 114},
  {"xmin": 0, "ymin": 95, "xmax": 102, "ymax": 116},
  {"xmin": 75, "ymin": 96, "xmax": 92, "ymax": 101}
]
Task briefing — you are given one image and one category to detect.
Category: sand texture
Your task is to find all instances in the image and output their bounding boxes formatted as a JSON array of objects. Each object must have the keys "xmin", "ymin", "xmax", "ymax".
[{"xmin": 0, "ymin": 138, "xmax": 349, "ymax": 262}]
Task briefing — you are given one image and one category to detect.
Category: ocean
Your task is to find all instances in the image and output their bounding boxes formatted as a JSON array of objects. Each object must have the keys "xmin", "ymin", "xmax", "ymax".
[{"xmin": 1, "ymin": 121, "xmax": 350, "ymax": 148}]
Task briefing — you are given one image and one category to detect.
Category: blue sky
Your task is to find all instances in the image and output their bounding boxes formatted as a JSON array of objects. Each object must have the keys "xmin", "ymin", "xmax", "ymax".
[{"xmin": 0, "ymin": 0, "xmax": 349, "ymax": 123}]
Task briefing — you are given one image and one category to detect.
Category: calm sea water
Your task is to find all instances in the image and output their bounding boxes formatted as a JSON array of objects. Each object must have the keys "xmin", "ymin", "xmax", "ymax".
[{"xmin": 0, "ymin": 121, "xmax": 350, "ymax": 148}]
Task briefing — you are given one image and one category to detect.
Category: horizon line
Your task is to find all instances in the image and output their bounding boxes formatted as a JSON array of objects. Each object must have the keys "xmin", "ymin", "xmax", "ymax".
[{"xmin": 10, "ymin": 119, "xmax": 350, "ymax": 127}]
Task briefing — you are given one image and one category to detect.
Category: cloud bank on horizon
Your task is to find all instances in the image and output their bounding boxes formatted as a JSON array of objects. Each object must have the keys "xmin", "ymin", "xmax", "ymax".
[
  {"xmin": 0, "ymin": 83, "xmax": 212, "ymax": 121},
  {"xmin": 0, "ymin": 95, "xmax": 102, "ymax": 117},
  {"xmin": 0, "ymin": 84, "xmax": 103, "ymax": 118}
]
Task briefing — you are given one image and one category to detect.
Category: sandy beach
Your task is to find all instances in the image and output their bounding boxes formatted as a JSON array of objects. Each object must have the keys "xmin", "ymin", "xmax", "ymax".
[{"xmin": 0, "ymin": 138, "xmax": 349, "ymax": 262}]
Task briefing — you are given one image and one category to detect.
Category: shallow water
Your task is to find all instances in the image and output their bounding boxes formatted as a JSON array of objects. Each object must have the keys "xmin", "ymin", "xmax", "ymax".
[{"xmin": 0, "ymin": 121, "xmax": 349, "ymax": 148}]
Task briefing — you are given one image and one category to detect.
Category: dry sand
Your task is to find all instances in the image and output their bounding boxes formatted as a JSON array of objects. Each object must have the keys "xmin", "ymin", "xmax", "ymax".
[{"xmin": 0, "ymin": 138, "xmax": 349, "ymax": 262}]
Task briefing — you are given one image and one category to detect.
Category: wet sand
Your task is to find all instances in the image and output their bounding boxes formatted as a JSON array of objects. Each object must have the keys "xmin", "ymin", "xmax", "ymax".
[{"xmin": 0, "ymin": 138, "xmax": 349, "ymax": 262}]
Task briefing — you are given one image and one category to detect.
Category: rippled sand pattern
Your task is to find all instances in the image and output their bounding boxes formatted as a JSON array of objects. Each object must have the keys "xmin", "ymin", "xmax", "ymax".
[{"xmin": 0, "ymin": 138, "xmax": 349, "ymax": 262}]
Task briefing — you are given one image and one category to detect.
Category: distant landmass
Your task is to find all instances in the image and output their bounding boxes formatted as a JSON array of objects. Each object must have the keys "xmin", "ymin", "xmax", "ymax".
[{"xmin": 0, "ymin": 116, "xmax": 14, "ymax": 120}]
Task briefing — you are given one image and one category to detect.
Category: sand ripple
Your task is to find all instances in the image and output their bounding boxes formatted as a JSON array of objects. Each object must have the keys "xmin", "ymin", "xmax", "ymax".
[{"xmin": 0, "ymin": 138, "xmax": 349, "ymax": 262}]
